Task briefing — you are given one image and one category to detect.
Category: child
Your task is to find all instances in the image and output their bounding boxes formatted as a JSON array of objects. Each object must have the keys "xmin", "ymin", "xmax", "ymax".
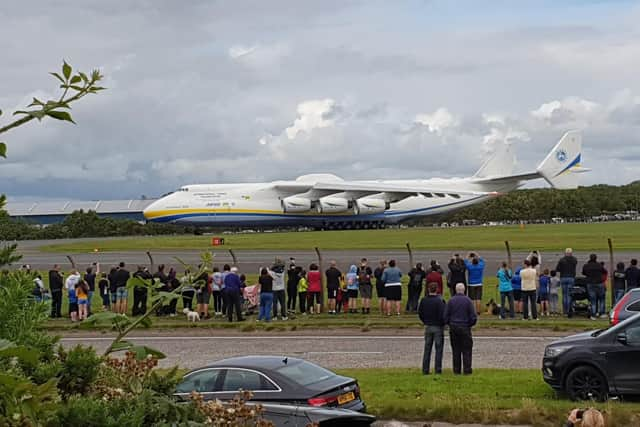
[
  {"xmin": 345, "ymin": 265, "xmax": 359, "ymax": 314},
  {"xmin": 511, "ymin": 265, "xmax": 523, "ymax": 314},
  {"xmin": 538, "ymin": 269, "xmax": 551, "ymax": 316},
  {"xmin": 76, "ymin": 280, "xmax": 90, "ymax": 320},
  {"xmin": 68, "ymin": 284, "xmax": 78, "ymax": 322},
  {"xmin": 549, "ymin": 270, "xmax": 560, "ymax": 315},
  {"xmin": 297, "ymin": 269, "xmax": 308, "ymax": 314},
  {"xmin": 98, "ymin": 272, "xmax": 110, "ymax": 311}
]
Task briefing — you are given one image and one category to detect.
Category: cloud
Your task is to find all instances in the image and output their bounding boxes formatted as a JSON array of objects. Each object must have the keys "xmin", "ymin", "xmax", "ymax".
[
  {"xmin": 531, "ymin": 96, "xmax": 602, "ymax": 125},
  {"xmin": 414, "ymin": 108, "xmax": 458, "ymax": 135},
  {"xmin": 284, "ymin": 99, "xmax": 339, "ymax": 139},
  {"xmin": 228, "ymin": 45, "xmax": 258, "ymax": 59}
]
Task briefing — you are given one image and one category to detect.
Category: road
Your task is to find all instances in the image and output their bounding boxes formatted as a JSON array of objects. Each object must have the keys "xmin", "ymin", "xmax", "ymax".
[
  {"xmin": 16, "ymin": 238, "xmax": 634, "ymax": 273},
  {"xmin": 59, "ymin": 332, "xmax": 556, "ymax": 370}
]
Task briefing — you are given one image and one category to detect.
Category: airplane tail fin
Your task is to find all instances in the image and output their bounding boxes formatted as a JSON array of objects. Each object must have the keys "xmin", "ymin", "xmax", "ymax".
[
  {"xmin": 536, "ymin": 130, "xmax": 588, "ymax": 190},
  {"xmin": 473, "ymin": 143, "xmax": 516, "ymax": 178}
]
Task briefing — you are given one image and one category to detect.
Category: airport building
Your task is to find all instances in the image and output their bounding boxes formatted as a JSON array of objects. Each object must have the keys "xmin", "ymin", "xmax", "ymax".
[{"xmin": 5, "ymin": 199, "xmax": 156, "ymax": 225}]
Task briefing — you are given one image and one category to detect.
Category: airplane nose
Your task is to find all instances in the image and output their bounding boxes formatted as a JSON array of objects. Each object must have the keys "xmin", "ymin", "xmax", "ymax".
[{"xmin": 142, "ymin": 201, "xmax": 159, "ymax": 221}]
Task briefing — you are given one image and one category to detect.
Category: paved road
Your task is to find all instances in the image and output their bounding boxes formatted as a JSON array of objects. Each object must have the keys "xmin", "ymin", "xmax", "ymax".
[
  {"xmin": 16, "ymin": 237, "xmax": 635, "ymax": 273},
  {"xmin": 59, "ymin": 333, "xmax": 555, "ymax": 370}
]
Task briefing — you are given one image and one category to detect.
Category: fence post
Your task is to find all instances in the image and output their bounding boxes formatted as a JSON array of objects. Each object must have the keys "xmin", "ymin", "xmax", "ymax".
[
  {"xmin": 504, "ymin": 241, "xmax": 512, "ymax": 270},
  {"xmin": 229, "ymin": 249, "xmax": 238, "ymax": 266},
  {"xmin": 146, "ymin": 251, "xmax": 154, "ymax": 271},
  {"xmin": 608, "ymin": 238, "xmax": 614, "ymax": 309},
  {"xmin": 66, "ymin": 255, "xmax": 76, "ymax": 271},
  {"xmin": 406, "ymin": 242, "xmax": 414, "ymax": 269},
  {"xmin": 315, "ymin": 247, "xmax": 324, "ymax": 311}
]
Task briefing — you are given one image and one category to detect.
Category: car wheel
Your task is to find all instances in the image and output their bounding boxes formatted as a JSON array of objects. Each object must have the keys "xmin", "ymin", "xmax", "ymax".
[{"xmin": 565, "ymin": 366, "xmax": 608, "ymax": 401}]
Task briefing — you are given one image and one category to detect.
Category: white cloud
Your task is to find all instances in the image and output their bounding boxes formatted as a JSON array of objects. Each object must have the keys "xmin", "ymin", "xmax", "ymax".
[
  {"xmin": 228, "ymin": 45, "xmax": 258, "ymax": 59},
  {"xmin": 414, "ymin": 108, "xmax": 458, "ymax": 135},
  {"xmin": 284, "ymin": 99, "xmax": 338, "ymax": 139},
  {"xmin": 531, "ymin": 96, "xmax": 602, "ymax": 125}
]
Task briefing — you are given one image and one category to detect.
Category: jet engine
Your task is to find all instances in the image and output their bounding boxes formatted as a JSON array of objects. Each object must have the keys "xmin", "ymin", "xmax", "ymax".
[
  {"xmin": 353, "ymin": 198, "xmax": 387, "ymax": 215},
  {"xmin": 281, "ymin": 196, "xmax": 312, "ymax": 213},
  {"xmin": 316, "ymin": 197, "xmax": 350, "ymax": 214}
]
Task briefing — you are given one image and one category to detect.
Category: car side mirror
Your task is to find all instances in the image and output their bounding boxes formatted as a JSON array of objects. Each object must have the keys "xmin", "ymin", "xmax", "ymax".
[{"xmin": 617, "ymin": 332, "xmax": 628, "ymax": 345}]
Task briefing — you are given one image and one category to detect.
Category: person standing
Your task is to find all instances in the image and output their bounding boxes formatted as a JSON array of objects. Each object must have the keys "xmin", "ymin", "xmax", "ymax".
[
  {"xmin": 345, "ymin": 265, "xmax": 359, "ymax": 314},
  {"xmin": 270, "ymin": 259, "xmax": 288, "ymax": 320},
  {"xmin": 538, "ymin": 269, "xmax": 551, "ymax": 317},
  {"xmin": 426, "ymin": 261, "xmax": 444, "ymax": 296},
  {"xmin": 286, "ymin": 260, "xmax": 299, "ymax": 314},
  {"xmin": 520, "ymin": 260, "xmax": 538, "ymax": 320},
  {"xmin": 444, "ymin": 283, "xmax": 477, "ymax": 375},
  {"xmin": 625, "ymin": 259, "xmax": 640, "ymax": 291},
  {"xmin": 108, "ymin": 266, "xmax": 118, "ymax": 310},
  {"xmin": 549, "ymin": 270, "xmax": 560, "ymax": 315},
  {"xmin": 76, "ymin": 280, "xmax": 89, "ymax": 321},
  {"xmin": 132, "ymin": 266, "xmax": 152, "ymax": 316},
  {"xmin": 223, "ymin": 267, "xmax": 244, "ymax": 322},
  {"xmin": 257, "ymin": 268, "xmax": 273, "ymax": 322},
  {"xmin": 48, "ymin": 264, "xmax": 64, "ymax": 318},
  {"xmin": 374, "ymin": 260, "xmax": 387, "ymax": 313},
  {"xmin": 195, "ymin": 267, "xmax": 210, "ymax": 319},
  {"xmin": 418, "ymin": 282, "xmax": 446, "ymax": 375},
  {"xmin": 65, "ymin": 270, "xmax": 81, "ymax": 322},
  {"xmin": 211, "ymin": 267, "xmax": 224, "ymax": 316},
  {"xmin": 153, "ymin": 264, "xmax": 170, "ymax": 316},
  {"xmin": 447, "ymin": 254, "xmax": 466, "ymax": 296},
  {"xmin": 98, "ymin": 272, "xmax": 110, "ymax": 311},
  {"xmin": 555, "ymin": 248, "xmax": 578, "ymax": 317},
  {"xmin": 84, "ymin": 264, "xmax": 98, "ymax": 316},
  {"xmin": 464, "ymin": 253, "xmax": 485, "ymax": 315},
  {"xmin": 497, "ymin": 262, "xmax": 514, "ymax": 319},
  {"xmin": 325, "ymin": 261, "xmax": 342, "ymax": 315},
  {"xmin": 358, "ymin": 258, "xmax": 373, "ymax": 314},
  {"xmin": 113, "ymin": 262, "xmax": 130, "ymax": 314},
  {"xmin": 613, "ymin": 262, "xmax": 626, "ymax": 304},
  {"xmin": 306, "ymin": 263, "xmax": 322, "ymax": 314},
  {"xmin": 382, "ymin": 260, "xmax": 402, "ymax": 316},
  {"xmin": 511, "ymin": 264, "xmax": 523, "ymax": 314},
  {"xmin": 582, "ymin": 254, "xmax": 606, "ymax": 320},
  {"xmin": 407, "ymin": 263, "xmax": 426, "ymax": 313},
  {"xmin": 297, "ymin": 268, "xmax": 308, "ymax": 314}
]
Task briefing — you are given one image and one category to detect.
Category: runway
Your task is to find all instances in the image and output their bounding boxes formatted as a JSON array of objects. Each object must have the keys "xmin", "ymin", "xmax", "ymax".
[
  {"xmin": 59, "ymin": 332, "xmax": 557, "ymax": 370},
  {"xmin": 16, "ymin": 238, "xmax": 633, "ymax": 274}
]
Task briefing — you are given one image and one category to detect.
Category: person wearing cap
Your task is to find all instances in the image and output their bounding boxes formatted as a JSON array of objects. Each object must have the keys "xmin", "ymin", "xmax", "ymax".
[{"xmin": 223, "ymin": 266, "xmax": 245, "ymax": 322}]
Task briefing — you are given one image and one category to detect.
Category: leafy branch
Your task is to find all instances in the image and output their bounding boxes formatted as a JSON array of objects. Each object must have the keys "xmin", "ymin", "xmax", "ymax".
[{"xmin": 0, "ymin": 60, "xmax": 105, "ymax": 158}]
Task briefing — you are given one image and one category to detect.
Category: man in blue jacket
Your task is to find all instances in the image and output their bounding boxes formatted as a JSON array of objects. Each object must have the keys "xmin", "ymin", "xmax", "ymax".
[
  {"xmin": 223, "ymin": 267, "xmax": 245, "ymax": 322},
  {"xmin": 418, "ymin": 282, "xmax": 446, "ymax": 375},
  {"xmin": 444, "ymin": 283, "xmax": 477, "ymax": 375},
  {"xmin": 464, "ymin": 252, "xmax": 485, "ymax": 315}
]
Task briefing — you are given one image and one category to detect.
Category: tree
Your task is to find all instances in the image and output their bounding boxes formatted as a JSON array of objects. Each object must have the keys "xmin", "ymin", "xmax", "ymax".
[{"xmin": 0, "ymin": 61, "xmax": 105, "ymax": 264}]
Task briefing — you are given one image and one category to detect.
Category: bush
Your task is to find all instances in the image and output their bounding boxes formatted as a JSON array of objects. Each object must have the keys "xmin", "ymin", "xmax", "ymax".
[{"xmin": 57, "ymin": 345, "xmax": 102, "ymax": 398}]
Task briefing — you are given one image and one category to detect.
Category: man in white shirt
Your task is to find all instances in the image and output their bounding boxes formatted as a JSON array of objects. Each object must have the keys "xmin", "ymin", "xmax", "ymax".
[{"xmin": 519, "ymin": 260, "xmax": 538, "ymax": 320}]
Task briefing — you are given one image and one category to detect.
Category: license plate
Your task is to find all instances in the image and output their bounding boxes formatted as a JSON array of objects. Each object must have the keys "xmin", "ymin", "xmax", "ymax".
[{"xmin": 337, "ymin": 392, "xmax": 355, "ymax": 405}]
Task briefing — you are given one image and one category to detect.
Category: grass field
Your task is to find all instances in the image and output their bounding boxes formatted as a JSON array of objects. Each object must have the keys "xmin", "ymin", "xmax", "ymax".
[
  {"xmin": 39, "ymin": 222, "xmax": 640, "ymax": 253},
  {"xmin": 336, "ymin": 368, "xmax": 640, "ymax": 426}
]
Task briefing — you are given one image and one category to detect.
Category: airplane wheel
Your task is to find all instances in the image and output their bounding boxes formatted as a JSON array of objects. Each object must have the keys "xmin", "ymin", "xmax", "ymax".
[
  {"xmin": 379, "ymin": 222, "xmax": 386, "ymax": 229},
  {"xmin": 363, "ymin": 222, "xmax": 369, "ymax": 229},
  {"xmin": 371, "ymin": 222, "xmax": 378, "ymax": 229}
]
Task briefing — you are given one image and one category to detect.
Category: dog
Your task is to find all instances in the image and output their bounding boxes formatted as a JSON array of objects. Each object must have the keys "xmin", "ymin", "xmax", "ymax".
[
  {"xmin": 485, "ymin": 299, "xmax": 501, "ymax": 316},
  {"xmin": 183, "ymin": 308, "xmax": 201, "ymax": 322}
]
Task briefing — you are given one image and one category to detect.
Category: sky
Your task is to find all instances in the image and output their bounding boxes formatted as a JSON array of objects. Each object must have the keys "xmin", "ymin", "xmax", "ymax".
[{"xmin": 1, "ymin": 0, "xmax": 639, "ymax": 200}]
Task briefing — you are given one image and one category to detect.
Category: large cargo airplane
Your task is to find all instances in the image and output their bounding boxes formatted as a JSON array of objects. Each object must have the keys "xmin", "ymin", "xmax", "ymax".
[{"xmin": 143, "ymin": 131, "xmax": 587, "ymax": 229}]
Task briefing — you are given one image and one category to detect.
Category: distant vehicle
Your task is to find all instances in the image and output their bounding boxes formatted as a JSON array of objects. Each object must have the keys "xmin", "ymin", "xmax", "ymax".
[
  {"xmin": 543, "ymin": 312, "xmax": 640, "ymax": 400},
  {"xmin": 551, "ymin": 217, "xmax": 565, "ymax": 223},
  {"xmin": 610, "ymin": 288, "xmax": 640, "ymax": 325},
  {"xmin": 174, "ymin": 356, "xmax": 367, "ymax": 413},
  {"xmin": 144, "ymin": 131, "xmax": 587, "ymax": 229}
]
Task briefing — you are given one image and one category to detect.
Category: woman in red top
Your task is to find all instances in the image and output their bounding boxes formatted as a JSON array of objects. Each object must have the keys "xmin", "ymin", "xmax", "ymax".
[
  {"xmin": 306, "ymin": 263, "xmax": 322, "ymax": 314},
  {"xmin": 426, "ymin": 260, "xmax": 444, "ymax": 295}
]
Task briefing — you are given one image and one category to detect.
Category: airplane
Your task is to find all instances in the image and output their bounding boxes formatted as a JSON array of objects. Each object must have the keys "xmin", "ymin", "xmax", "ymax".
[{"xmin": 143, "ymin": 130, "xmax": 588, "ymax": 229}]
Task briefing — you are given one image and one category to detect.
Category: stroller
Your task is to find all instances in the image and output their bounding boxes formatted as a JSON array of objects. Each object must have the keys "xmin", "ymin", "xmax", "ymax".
[
  {"xmin": 242, "ymin": 285, "xmax": 260, "ymax": 316},
  {"xmin": 570, "ymin": 276, "xmax": 592, "ymax": 317}
]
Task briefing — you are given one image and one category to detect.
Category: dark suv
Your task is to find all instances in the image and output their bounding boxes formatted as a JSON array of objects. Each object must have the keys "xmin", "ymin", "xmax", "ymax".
[{"xmin": 543, "ymin": 312, "xmax": 640, "ymax": 400}]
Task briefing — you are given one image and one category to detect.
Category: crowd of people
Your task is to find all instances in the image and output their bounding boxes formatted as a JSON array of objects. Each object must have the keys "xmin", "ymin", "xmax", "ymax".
[{"xmin": 23, "ymin": 248, "xmax": 640, "ymax": 329}]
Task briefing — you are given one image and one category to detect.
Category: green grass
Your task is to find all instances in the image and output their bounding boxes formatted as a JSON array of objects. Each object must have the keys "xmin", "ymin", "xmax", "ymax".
[
  {"xmin": 38, "ymin": 222, "xmax": 639, "ymax": 253},
  {"xmin": 336, "ymin": 368, "xmax": 640, "ymax": 426}
]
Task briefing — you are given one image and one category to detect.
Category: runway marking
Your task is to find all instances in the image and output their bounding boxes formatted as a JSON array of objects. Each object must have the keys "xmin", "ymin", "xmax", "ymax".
[
  {"xmin": 304, "ymin": 351, "xmax": 383, "ymax": 355},
  {"xmin": 60, "ymin": 335, "xmax": 557, "ymax": 342}
]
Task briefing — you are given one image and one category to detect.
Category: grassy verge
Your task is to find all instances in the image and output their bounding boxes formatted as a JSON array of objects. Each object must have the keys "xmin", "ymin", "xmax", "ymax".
[
  {"xmin": 336, "ymin": 368, "xmax": 640, "ymax": 427},
  {"xmin": 38, "ymin": 222, "xmax": 640, "ymax": 252}
]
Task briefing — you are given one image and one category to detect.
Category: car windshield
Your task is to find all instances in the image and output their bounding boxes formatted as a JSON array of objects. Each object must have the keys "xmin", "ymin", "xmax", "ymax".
[{"xmin": 275, "ymin": 360, "xmax": 335, "ymax": 386}]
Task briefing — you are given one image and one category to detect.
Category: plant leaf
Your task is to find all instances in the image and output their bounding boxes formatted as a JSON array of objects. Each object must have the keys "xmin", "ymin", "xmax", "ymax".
[
  {"xmin": 0, "ymin": 143, "xmax": 5, "ymax": 158},
  {"xmin": 110, "ymin": 340, "xmax": 133, "ymax": 352},
  {"xmin": 79, "ymin": 72, "xmax": 89, "ymax": 83},
  {"xmin": 70, "ymin": 75, "xmax": 82, "ymax": 84},
  {"xmin": 28, "ymin": 97, "xmax": 44, "ymax": 107},
  {"xmin": 46, "ymin": 110, "xmax": 75, "ymax": 124},
  {"xmin": 130, "ymin": 345, "xmax": 166, "ymax": 360},
  {"xmin": 62, "ymin": 61, "xmax": 72, "ymax": 80},
  {"xmin": 50, "ymin": 72, "xmax": 65, "ymax": 84}
]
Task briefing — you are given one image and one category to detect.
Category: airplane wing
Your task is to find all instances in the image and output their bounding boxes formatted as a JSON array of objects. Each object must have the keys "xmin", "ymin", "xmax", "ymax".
[{"xmin": 273, "ymin": 181, "xmax": 492, "ymax": 202}]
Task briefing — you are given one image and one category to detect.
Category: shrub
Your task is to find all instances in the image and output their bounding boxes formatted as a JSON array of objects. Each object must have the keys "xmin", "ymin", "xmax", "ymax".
[{"xmin": 57, "ymin": 345, "xmax": 102, "ymax": 398}]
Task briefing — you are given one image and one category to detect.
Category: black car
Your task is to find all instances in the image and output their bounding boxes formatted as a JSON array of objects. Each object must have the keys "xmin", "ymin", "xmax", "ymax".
[
  {"xmin": 543, "ymin": 312, "xmax": 640, "ymax": 400},
  {"xmin": 175, "ymin": 356, "xmax": 367, "ymax": 412}
]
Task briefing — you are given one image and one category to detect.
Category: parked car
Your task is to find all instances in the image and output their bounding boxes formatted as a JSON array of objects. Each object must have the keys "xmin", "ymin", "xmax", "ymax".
[
  {"xmin": 610, "ymin": 288, "xmax": 640, "ymax": 325},
  {"xmin": 174, "ymin": 356, "xmax": 371, "ymax": 425},
  {"xmin": 543, "ymin": 312, "xmax": 640, "ymax": 400}
]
